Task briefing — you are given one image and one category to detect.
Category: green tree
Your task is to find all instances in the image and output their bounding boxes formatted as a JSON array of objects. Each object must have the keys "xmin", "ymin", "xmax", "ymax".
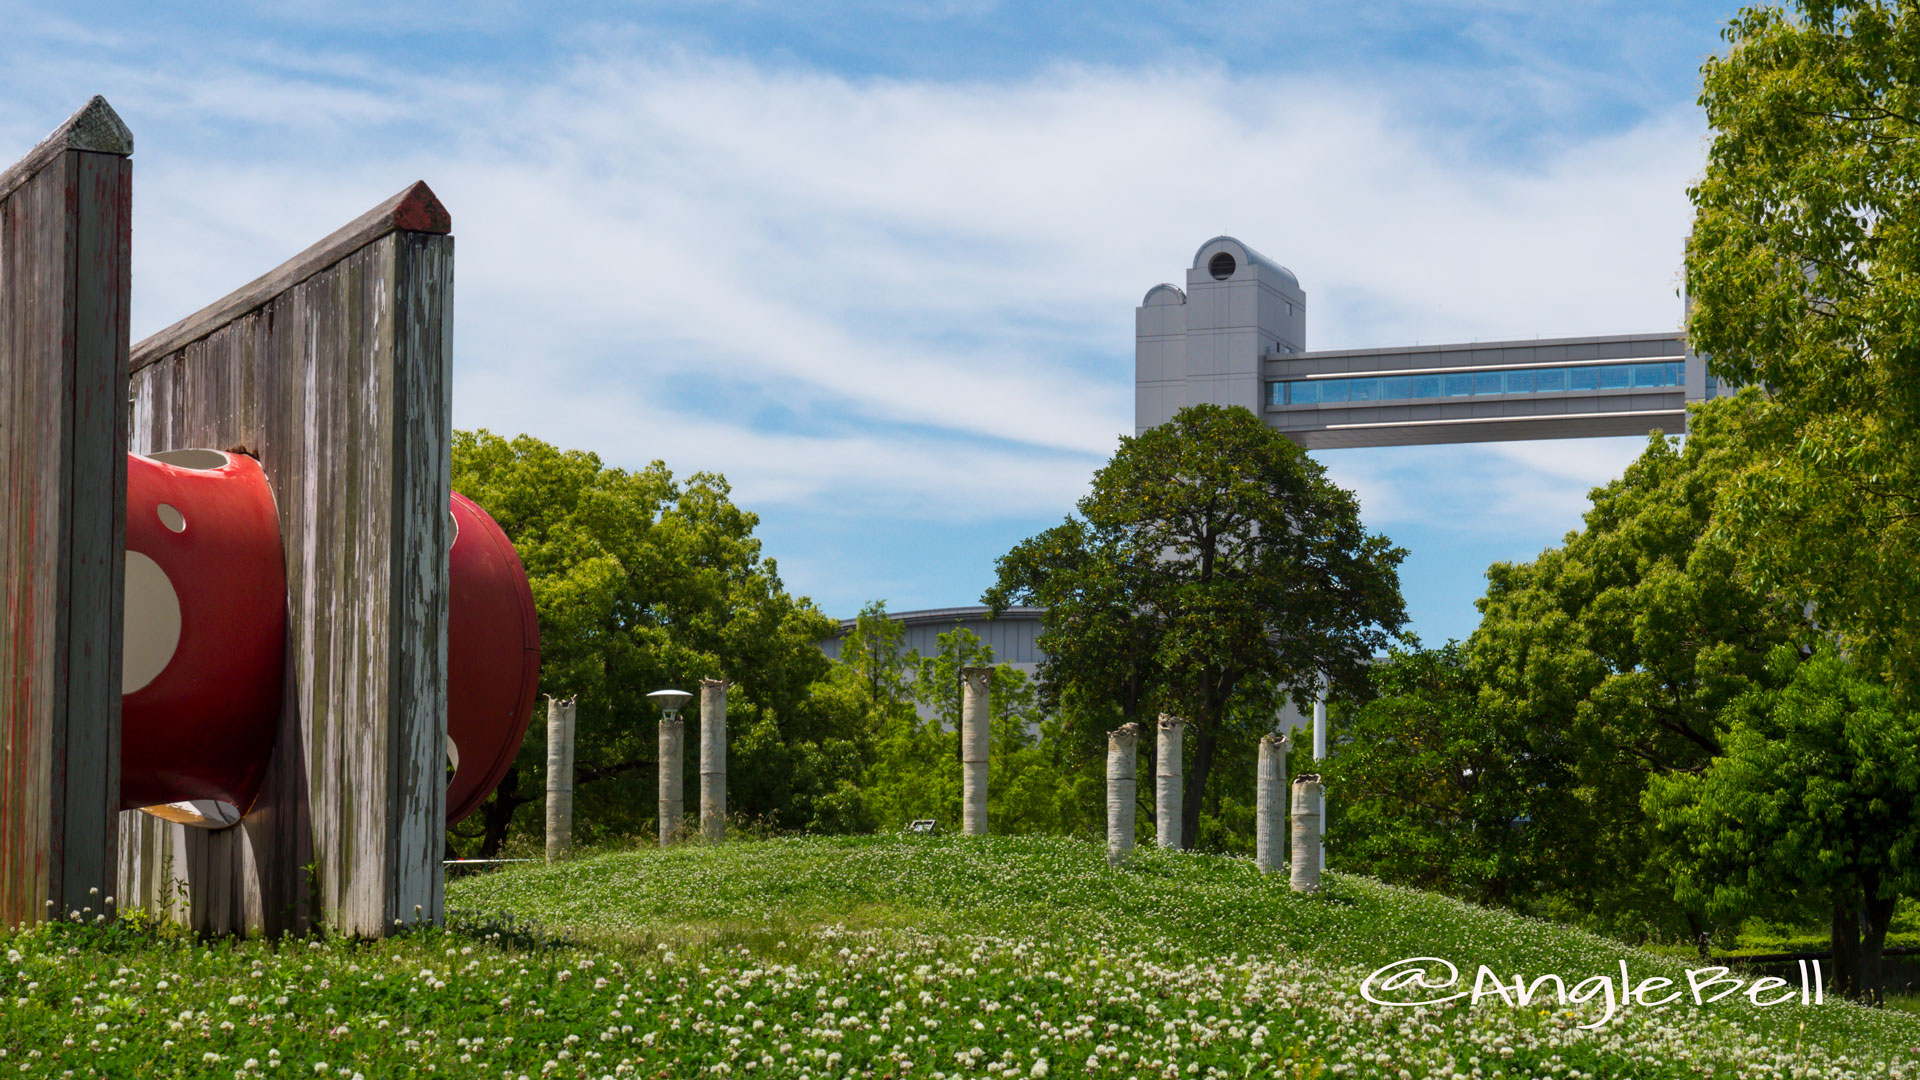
[
  {"xmin": 1321, "ymin": 644, "xmax": 1557, "ymax": 906},
  {"xmin": 449, "ymin": 430, "xmax": 834, "ymax": 855},
  {"xmin": 988, "ymin": 404, "xmax": 1406, "ymax": 849},
  {"xmin": 1464, "ymin": 398, "xmax": 1803, "ymax": 939},
  {"xmin": 1687, "ymin": 0, "xmax": 1920, "ymax": 696},
  {"xmin": 1647, "ymin": 648, "xmax": 1920, "ymax": 1004}
]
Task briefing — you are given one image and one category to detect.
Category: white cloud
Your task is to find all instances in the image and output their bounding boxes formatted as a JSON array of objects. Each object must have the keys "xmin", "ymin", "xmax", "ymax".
[
  {"xmin": 10, "ymin": 39, "xmax": 1705, "ymax": 537},
  {"xmin": 1320, "ymin": 435, "xmax": 1651, "ymax": 538}
]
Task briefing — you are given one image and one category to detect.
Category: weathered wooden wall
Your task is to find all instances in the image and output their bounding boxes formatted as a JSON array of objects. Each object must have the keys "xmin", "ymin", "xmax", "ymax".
[
  {"xmin": 0, "ymin": 98, "xmax": 132, "ymax": 928},
  {"xmin": 115, "ymin": 183, "xmax": 453, "ymax": 937}
]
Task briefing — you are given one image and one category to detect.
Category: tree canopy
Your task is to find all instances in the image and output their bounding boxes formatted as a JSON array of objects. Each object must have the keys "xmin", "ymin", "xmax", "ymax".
[
  {"xmin": 1328, "ymin": 398, "xmax": 1809, "ymax": 941},
  {"xmin": 988, "ymin": 404, "xmax": 1406, "ymax": 848},
  {"xmin": 1647, "ymin": 648, "xmax": 1920, "ymax": 1004},
  {"xmin": 449, "ymin": 430, "xmax": 834, "ymax": 855},
  {"xmin": 1687, "ymin": 0, "xmax": 1920, "ymax": 696}
]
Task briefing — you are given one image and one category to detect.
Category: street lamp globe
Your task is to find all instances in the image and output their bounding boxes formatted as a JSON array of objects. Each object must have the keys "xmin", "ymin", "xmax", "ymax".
[{"xmin": 647, "ymin": 688, "xmax": 693, "ymax": 719}]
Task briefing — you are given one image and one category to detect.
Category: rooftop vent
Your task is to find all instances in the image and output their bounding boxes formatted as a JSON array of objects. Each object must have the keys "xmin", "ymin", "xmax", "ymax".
[{"xmin": 1208, "ymin": 252, "xmax": 1237, "ymax": 280}]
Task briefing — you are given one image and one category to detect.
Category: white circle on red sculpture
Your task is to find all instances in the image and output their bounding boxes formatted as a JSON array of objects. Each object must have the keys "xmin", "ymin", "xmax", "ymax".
[
  {"xmin": 122, "ymin": 550, "xmax": 182, "ymax": 694},
  {"xmin": 156, "ymin": 502, "xmax": 186, "ymax": 532}
]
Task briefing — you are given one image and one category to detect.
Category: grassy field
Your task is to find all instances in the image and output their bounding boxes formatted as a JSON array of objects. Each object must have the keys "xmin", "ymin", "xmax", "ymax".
[{"xmin": 3, "ymin": 835, "xmax": 1916, "ymax": 1078}]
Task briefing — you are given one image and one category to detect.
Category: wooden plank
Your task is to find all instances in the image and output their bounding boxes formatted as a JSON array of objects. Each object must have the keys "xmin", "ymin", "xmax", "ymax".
[
  {"xmin": 388, "ymin": 232, "xmax": 453, "ymax": 928},
  {"xmin": 0, "ymin": 102, "xmax": 132, "ymax": 929},
  {"xmin": 117, "ymin": 196, "xmax": 452, "ymax": 937},
  {"xmin": 131, "ymin": 182, "xmax": 450, "ymax": 371}
]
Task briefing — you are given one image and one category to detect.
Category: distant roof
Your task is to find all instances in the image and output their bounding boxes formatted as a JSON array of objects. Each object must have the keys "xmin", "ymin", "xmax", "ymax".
[{"xmin": 831, "ymin": 605, "xmax": 1045, "ymax": 636}]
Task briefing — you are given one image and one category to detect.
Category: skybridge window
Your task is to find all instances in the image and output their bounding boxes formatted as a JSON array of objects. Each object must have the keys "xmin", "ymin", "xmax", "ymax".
[{"xmin": 1270, "ymin": 360, "xmax": 1684, "ymax": 407}]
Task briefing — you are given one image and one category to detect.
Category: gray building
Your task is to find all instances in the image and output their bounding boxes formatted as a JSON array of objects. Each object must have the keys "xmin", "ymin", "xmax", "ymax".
[
  {"xmin": 818, "ymin": 605, "xmax": 1047, "ymax": 677},
  {"xmin": 1138, "ymin": 236, "xmax": 1722, "ymax": 448}
]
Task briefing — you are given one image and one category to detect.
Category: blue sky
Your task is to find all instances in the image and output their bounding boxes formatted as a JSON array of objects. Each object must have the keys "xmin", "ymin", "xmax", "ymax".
[{"xmin": 2, "ymin": 1, "xmax": 1743, "ymax": 645}]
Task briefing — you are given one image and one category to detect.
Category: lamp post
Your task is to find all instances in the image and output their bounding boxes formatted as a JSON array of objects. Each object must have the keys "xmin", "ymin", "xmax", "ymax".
[{"xmin": 648, "ymin": 689, "xmax": 692, "ymax": 846}]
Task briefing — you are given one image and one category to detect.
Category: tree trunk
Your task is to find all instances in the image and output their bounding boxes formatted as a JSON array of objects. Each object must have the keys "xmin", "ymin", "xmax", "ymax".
[
  {"xmin": 478, "ymin": 765, "xmax": 530, "ymax": 859},
  {"xmin": 1830, "ymin": 882, "xmax": 1862, "ymax": 1000},
  {"xmin": 1862, "ymin": 880, "xmax": 1895, "ymax": 1008},
  {"xmin": 1180, "ymin": 720, "xmax": 1216, "ymax": 851}
]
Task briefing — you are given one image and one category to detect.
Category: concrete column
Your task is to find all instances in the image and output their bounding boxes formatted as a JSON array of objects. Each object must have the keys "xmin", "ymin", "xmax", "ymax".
[
  {"xmin": 1255, "ymin": 732, "xmax": 1290, "ymax": 874},
  {"xmin": 1313, "ymin": 694, "xmax": 1328, "ymax": 873},
  {"xmin": 1106, "ymin": 723, "xmax": 1141, "ymax": 866},
  {"xmin": 1155, "ymin": 715, "xmax": 1185, "ymax": 849},
  {"xmin": 699, "ymin": 679, "xmax": 728, "ymax": 842},
  {"xmin": 657, "ymin": 714, "xmax": 684, "ymax": 845},
  {"xmin": 960, "ymin": 667, "xmax": 992, "ymax": 836},
  {"xmin": 544, "ymin": 696, "xmax": 577, "ymax": 862},
  {"xmin": 1290, "ymin": 773, "xmax": 1322, "ymax": 893}
]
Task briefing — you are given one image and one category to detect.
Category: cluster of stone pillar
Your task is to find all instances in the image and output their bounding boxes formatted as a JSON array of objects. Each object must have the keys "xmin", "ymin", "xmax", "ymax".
[
  {"xmin": 545, "ymin": 679, "xmax": 732, "ymax": 860},
  {"xmin": 543, "ymin": 674, "xmax": 1329, "ymax": 880},
  {"xmin": 1103, "ymin": 695, "xmax": 1327, "ymax": 892}
]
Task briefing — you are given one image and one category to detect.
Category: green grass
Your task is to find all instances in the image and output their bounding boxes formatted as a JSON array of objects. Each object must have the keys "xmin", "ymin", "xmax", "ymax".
[{"xmin": 3, "ymin": 834, "xmax": 1916, "ymax": 1078}]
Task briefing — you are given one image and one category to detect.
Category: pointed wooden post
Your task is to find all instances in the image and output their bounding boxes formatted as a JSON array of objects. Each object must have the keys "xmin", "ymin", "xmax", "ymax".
[
  {"xmin": 115, "ymin": 179, "xmax": 455, "ymax": 937},
  {"xmin": 0, "ymin": 97, "xmax": 133, "ymax": 928}
]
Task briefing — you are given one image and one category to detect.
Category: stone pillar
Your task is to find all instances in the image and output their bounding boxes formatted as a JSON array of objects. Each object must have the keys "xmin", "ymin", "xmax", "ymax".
[
  {"xmin": 1106, "ymin": 723, "xmax": 1141, "ymax": 866},
  {"xmin": 545, "ymin": 696, "xmax": 577, "ymax": 862},
  {"xmin": 1155, "ymin": 715, "xmax": 1185, "ymax": 849},
  {"xmin": 1255, "ymin": 732, "xmax": 1290, "ymax": 874},
  {"xmin": 1290, "ymin": 774, "xmax": 1322, "ymax": 893},
  {"xmin": 1313, "ymin": 694, "xmax": 1328, "ymax": 873},
  {"xmin": 960, "ymin": 667, "xmax": 992, "ymax": 836},
  {"xmin": 657, "ymin": 713, "xmax": 684, "ymax": 845},
  {"xmin": 699, "ymin": 679, "xmax": 728, "ymax": 842}
]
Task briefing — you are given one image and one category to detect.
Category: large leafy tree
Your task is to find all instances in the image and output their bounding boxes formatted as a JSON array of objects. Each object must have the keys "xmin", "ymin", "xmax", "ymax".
[
  {"xmin": 1465, "ymin": 398, "xmax": 1804, "ymax": 938},
  {"xmin": 1647, "ymin": 649, "xmax": 1920, "ymax": 1004},
  {"xmin": 1687, "ymin": 0, "xmax": 1920, "ymax": 695},
  {"xmin": 1320, "ymin": 644, "xmax": 1562, "ymax": 907},
  {"xmin": 449, "ymin": 430, "xmax": 834, "ymax": 855},
  {"xmin": 988, "ymin": 404, "xmax": 1406, "ymax": 849}
]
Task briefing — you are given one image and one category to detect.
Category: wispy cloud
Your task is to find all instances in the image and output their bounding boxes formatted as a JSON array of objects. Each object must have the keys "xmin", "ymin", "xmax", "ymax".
[{"xmin": 0, "ymin": 10, "xmax": 1712, "ymax": 623}]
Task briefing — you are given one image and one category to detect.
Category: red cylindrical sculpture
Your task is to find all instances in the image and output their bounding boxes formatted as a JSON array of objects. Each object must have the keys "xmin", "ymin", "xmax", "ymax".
[
  {"xmin": 120, "ymin": 451, "xmax": 540, "ymax": 828},
  {"xmin": 446, "ymin": 491, "xmax": 541, "ymax": 824},
  {"xmin": 122, "ymin": 450, "xmax": 287, "ymax": 826}
]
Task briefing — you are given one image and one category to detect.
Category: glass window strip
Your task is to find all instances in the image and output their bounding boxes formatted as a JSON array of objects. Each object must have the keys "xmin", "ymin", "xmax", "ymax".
[{"xmin": 1274, "ymin": 360, "xmax": 1687, "ymax": 406}]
